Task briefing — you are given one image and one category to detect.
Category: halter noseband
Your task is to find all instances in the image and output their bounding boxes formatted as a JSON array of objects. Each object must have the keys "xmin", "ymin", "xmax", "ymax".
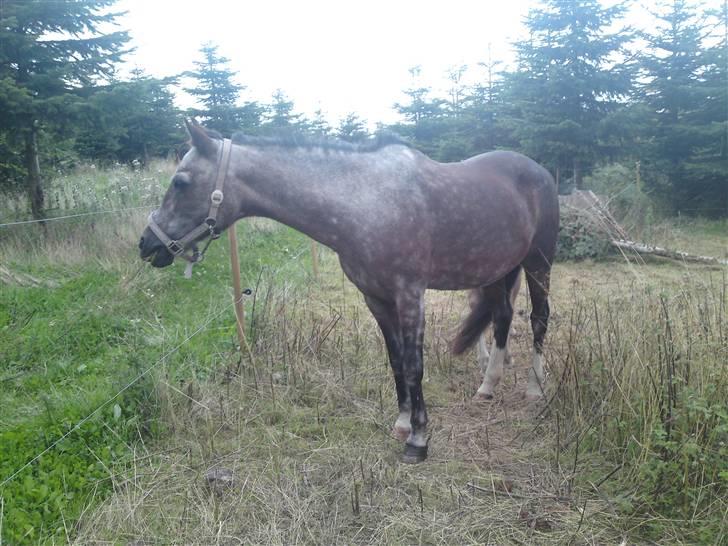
[{"xmin": 147, "ymin": 138, "xmax": 233, "ymax": 277}]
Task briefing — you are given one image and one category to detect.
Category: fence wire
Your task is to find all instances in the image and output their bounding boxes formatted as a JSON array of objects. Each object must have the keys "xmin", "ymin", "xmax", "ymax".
[{"xmin": 0, "ymin": 205, "xmax": 154, "ymax": 228}]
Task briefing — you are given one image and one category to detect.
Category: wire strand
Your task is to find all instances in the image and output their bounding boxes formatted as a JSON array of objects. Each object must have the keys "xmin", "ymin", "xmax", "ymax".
[
  {"xmin": 0, "ymin": 205, "xmax": 154, "ymax": 228},
  {"xmin": 0, "ymin": 293, "xmax": 244, "ymax": 489},
  {"xmin": 0, "ymin": 237, "xmax": 312, "ymax": 489}
]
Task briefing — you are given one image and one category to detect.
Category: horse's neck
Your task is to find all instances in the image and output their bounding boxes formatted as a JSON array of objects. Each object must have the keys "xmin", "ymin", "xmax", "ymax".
[{"xmin": 239, "ymin": 149, "xmax": 371, "ymax": 251}]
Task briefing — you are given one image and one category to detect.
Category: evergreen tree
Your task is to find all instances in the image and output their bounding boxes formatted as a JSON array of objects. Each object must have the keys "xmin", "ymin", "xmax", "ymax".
[
  {"xmin": 502, "ymin": 0, "xmax": 633, "ymax": 187},
  {"xmin": 184, "ymin": 42, "xmax": 260, "ymax": 135},
  {"xmin": 640, "ymin": 0, "xmax": 727, "ymax": 213},
  {"xmin": 444, "ymin": 51, "xmax": 520, "ymax": 159},
  {"xmin": 393, "ymin": 66, "xmax": 446, "ymax": 125},
  {"xmin": 264, "ymin": 89, "xmax": 306, "ymax": 130},
  {"xmin": 307, "ymin": 109, "xmax": 332, "ymax": 137},
  {"xmin": 462, "ymin": 50, "xmax": 511, "ymax": 153},
  {"xmin": 75, "ymin": 73, "xmax": 181, "ymax": 164},
  {"xmin": 0, "ymin": 0, "xmax": 130, "ymax": 217},
  {"xmin": 336, "ymin": 113, "xmax": 369, "ymax": 142},
  {"xmin": 445, "ymin": 65, "xmax": 468, "ymax": 117},
  {"xmin": 391, "ymin": 66, "xmax": 448, "ymax": 158}
]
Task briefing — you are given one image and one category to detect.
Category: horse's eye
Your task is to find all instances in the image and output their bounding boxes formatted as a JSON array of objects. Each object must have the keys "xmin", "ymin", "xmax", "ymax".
[{"xmin": 172, "ymin": 173, "xmax": 191, "ymax": 189}]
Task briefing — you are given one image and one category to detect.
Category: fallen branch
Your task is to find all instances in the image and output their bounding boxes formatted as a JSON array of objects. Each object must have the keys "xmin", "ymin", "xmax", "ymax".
[{"xmin": 611, "ymin": 239, "xmax": 728, "ymax": 266}]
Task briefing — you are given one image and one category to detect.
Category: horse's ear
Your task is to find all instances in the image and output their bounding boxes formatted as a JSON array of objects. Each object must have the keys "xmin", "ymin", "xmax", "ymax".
[{"xmin": 185, "ymin": 119, "xmax": 217, "ymax": 158}]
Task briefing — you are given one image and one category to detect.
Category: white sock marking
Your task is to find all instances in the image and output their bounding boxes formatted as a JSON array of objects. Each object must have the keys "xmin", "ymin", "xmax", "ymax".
[
  {"xmin": 526, "ymin": 351, "xmax": 546, "ymax": 399},
  {"xmin": 476, "ymin": 334, "xmax": 490, "ymax": 373},
  {"xmin": 477, "ymin": 342, "xmax": 506, "ymax": 398},
  {"xmin": 406, "ymin": 429, "xmax": 427, "ymax": 447},
  {"xmin": 394, "ymin": 411, "xmax": 411, "ymax": 432}
]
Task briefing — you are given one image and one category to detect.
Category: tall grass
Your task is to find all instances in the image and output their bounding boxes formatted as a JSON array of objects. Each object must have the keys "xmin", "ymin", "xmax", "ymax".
[
  {"xmin": 547, "ymin": 270, "xmax": 728, "ymax": 543},
  {"xmin": 0, "ymin": 161, "xmax": 322, "ymax": 544},
  {"xmin": 0, "ymin": 160, "xmax": 171, "ymax": 222},
  {"xmin": 2, "ymin": 161, "xmax": 726, "ymax": 544}
]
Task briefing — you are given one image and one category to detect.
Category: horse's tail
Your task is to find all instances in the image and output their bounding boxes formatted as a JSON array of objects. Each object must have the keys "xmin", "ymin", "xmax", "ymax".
[
  {"xmin": 451, "ymin": 295, "xmax": 494, "ymax": 355},
  {"xmin": 452, "ymin": 267, "xmax": 522, "ymax": 355}
]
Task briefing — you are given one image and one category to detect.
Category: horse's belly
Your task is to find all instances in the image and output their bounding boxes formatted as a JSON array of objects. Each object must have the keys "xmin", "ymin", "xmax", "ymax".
[
  {"xmin": 426, "ymin": 237, "xmax": 530, "ymax": 290},
  {"xmin": 427, "ymin": 263, "xmax": 515, "ymax": 290}
]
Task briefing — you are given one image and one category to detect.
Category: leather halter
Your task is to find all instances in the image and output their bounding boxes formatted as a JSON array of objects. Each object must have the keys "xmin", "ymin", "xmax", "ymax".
[{"xmin": 147, "ymin": 138, "xmax": 233, "ymax": 268}]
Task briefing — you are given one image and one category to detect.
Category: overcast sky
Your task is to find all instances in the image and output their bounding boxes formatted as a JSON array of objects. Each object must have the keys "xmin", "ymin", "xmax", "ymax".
[{"xmin": 115, "ymin": 0, "xmax": 720, "ymax": 127}]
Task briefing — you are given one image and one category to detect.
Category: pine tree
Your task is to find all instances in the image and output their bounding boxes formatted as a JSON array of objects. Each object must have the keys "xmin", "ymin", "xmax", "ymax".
[
  {"xmin": 449, "ymin": 49, "xmax": 520, "ymax": 157},
  {"xmin": 264, "ymin": 89, "xmax": 306, "ymax": 130},
  {"xmin": 640, "ymin": 0, "xmax": 727, "ymax": 213},
  {"xmin": 502, "ymin": 0, "xmax": 633, "ymax": 187},
  {"xmin": 393, "ymin": 66, "xmax": 446, "ymax": 125},
  {"xmin": 0, "ymin": 0, "xmax": 130, "ymax": 217},
  {"xmin": 336, "ymin": 113, "xmax": 369, "ymax": 142},
  {"xmin": 307, "ymin": 109, "xmax": 332, "ymax": 137},
  {"xmin": 75, "ymin": 72, "xmax": 181, "ymax": 164},
  {"xmin": 185, "ymin": 42, "xmax": 260, "ymax": 135},
  {"xmin": 391, "ymin": 66, "xmax": 448, "ymax": 158}
]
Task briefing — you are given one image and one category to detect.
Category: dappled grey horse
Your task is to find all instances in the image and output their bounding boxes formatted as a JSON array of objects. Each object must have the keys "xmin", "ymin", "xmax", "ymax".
[{"xmin": 139, "ymin": 121, "xmax": 559, "ymax": 463}]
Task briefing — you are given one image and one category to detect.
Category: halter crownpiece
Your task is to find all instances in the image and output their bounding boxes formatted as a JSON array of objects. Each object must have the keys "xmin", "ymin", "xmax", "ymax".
[{"xmin": 147, "ymin": 138, "xmax": 233, "ymax": 277}]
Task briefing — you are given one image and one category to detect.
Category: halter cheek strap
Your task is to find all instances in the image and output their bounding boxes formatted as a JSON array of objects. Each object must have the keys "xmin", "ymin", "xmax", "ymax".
[{"xmin": 147, "ymin": 138, "xmax": 233, "ymax": 277}]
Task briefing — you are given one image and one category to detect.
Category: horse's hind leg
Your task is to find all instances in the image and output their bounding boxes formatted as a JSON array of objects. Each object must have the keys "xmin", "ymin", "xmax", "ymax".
[
  {"xmin": 474, "ymin": 267, "xmax": 520, "ymax": 400},
  {"xmin": 475, "ymin": 333, "xmax": 490, "ymax": 374},
  {"xmin": 474, "ymin": 269, "xmax": 521, "ymax": 388},
  {"xmin": 522, "ymin": 264, "xmax": 551, "ymax": 400}
]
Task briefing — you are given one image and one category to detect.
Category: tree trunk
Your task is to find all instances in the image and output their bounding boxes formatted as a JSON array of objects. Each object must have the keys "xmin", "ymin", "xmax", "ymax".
[
  {"xmin": 24, "ymin": 124, "xmax": 44, "ymax": 220},
  {"xmin": 573, "ymin": 159, "xmax": 582, "ymax": 189},
  {"xmin": 611, "ymin": 240, "xmax": 728, "ymax": 266}
]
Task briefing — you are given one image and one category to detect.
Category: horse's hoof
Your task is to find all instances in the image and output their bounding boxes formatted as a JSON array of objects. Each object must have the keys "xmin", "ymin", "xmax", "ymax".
[
  {"xmin": 401, "ymin": 443, "xmax": 428, "ymax": 464},
  {"xmin": 392, "ymin": 426, "xmax": 411, "ymax": 442},
  {"xmin": 474, "ymin": 391, "xmax": 494, "ymax": 401}
]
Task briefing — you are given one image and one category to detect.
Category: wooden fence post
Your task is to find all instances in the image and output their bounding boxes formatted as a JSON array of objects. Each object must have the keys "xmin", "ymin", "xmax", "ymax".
[{"xmin": 228, "ymin": 224, "xmax": 246, "ymax": 349}]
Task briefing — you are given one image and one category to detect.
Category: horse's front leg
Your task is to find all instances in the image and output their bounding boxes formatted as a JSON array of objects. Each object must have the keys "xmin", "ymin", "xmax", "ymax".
[
  {"xmin": 396, "ymin": 289, "xmax": 428, "ymax": 463},
  {"xmin": 363, "ymin": 295, "xmax": 410, "ymax": 441}
]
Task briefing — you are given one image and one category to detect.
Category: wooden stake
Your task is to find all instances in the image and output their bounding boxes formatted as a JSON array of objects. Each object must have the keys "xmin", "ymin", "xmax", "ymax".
[{"xmin": 228, "ymin": 224, "xmax": 246, "ymax": 348}]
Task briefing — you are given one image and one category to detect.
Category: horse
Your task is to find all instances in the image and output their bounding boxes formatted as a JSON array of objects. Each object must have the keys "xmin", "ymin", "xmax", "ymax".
[{"xmin": 138, "ymin": 120, "xmax": 559, "ymax": 463}]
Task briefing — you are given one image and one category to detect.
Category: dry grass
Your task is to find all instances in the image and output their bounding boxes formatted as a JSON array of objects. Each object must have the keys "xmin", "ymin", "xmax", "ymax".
[
  {"xmin": 5, "ymin": 168, "xmax": 720, "ymax": 544},
  {"xmin": 69, "ymin": 248, "xmax": 725, "ymax": 545},
  {"xmin": 0, "ymin": 210, "xmax": 150, "ymax": 273}
]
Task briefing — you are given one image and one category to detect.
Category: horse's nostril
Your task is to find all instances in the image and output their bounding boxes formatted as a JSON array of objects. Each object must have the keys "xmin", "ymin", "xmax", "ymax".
[{"xmin": 138, "ymin": 237, "xmax": 144, "ymax": 249}]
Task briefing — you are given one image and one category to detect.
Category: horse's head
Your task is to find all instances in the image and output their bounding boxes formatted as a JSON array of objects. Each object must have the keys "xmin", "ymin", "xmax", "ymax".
[{"xmin": 139, "ymin": 120, "xmax": 235, "ymax": 267}]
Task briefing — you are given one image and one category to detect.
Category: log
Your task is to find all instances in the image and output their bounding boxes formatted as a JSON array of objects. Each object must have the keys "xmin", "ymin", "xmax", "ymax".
[{"xmin": 611, "ymin": 239, "xmax": 728, "ymax": 266}]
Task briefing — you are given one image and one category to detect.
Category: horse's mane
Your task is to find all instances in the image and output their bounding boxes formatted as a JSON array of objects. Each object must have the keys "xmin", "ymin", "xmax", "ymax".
[{"xmin": 200, "ymin": 127, "xmax": 410, "ymax": 154}]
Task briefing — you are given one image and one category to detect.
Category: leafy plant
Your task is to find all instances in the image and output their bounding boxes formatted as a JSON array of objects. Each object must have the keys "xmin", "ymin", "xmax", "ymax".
[{"xmin": 556, "ymin": 206, "xmax": 613, "ymax": 261}]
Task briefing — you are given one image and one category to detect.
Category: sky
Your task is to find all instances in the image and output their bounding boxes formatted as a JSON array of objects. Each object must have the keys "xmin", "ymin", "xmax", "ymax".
[
  {"xmin": 116, "ymin": 0, "xmax": 531, "ymax": 126},
  {"xmin": 115, "ymin": 0, "xmax": 721, "ymax": 128}
]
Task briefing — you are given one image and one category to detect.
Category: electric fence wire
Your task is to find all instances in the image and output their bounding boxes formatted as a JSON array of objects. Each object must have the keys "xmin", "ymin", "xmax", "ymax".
[
  {"xmin": 0, "ymin": 205, "xmax": 154, "ymax": 228},
  {"xmin": 0, "ymin": 239, "xmax": 312, "ymax": 489}
]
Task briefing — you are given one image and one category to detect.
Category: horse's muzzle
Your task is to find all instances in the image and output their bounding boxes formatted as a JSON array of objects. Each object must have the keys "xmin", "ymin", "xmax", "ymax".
[{"xmin": 139, "ymin": 229, "xmax": 175, "ymax": 268}]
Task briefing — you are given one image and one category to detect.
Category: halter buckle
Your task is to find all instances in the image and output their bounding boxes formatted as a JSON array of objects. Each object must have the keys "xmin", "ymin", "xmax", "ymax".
[
  {"xmin": 210, "ymin": 189, "xmax": 224, "ymax": 205},
  {"xmin": 167, "ymin": 240, "xmax": 184, "ymax": 255}
]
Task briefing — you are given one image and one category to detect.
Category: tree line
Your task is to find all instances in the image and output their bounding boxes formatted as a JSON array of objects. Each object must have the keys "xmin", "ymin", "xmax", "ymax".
[{"xmin": 1, "ymin": 0, "xmax": 726, "ymax": 218}]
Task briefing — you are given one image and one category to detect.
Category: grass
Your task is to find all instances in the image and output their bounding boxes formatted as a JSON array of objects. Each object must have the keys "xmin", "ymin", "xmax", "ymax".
[
  {"xmin": 0, "ymin": 163, "xmax": 726, "ymax": 544},
  {"xmin": 0, "ymin": 163, "xmax": 320, "ymax": 543},
  {"xmin": 633, "ymin": 216, "xmax": 728, "ymax": 258}
]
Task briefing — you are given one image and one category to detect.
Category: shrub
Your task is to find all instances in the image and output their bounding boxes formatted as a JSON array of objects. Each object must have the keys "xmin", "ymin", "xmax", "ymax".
[
  {"xmin": 556, "ymin": 206, "xmax": 613, "ymax": 261},
  {"xmin": 583, "ymin": 163, "xmax": 656, "ymax": 230}
]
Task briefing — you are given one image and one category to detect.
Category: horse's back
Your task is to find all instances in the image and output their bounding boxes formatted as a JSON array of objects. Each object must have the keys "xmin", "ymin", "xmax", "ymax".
[{"xmin": 419, "ymin": 150, "xmax": 558, "ymax": 289}]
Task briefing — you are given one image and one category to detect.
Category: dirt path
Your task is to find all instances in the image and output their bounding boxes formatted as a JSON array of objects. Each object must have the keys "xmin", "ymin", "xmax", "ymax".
[{"xmin": 420, "ymin": 287, "xmax": 610, "ymax": 542}]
